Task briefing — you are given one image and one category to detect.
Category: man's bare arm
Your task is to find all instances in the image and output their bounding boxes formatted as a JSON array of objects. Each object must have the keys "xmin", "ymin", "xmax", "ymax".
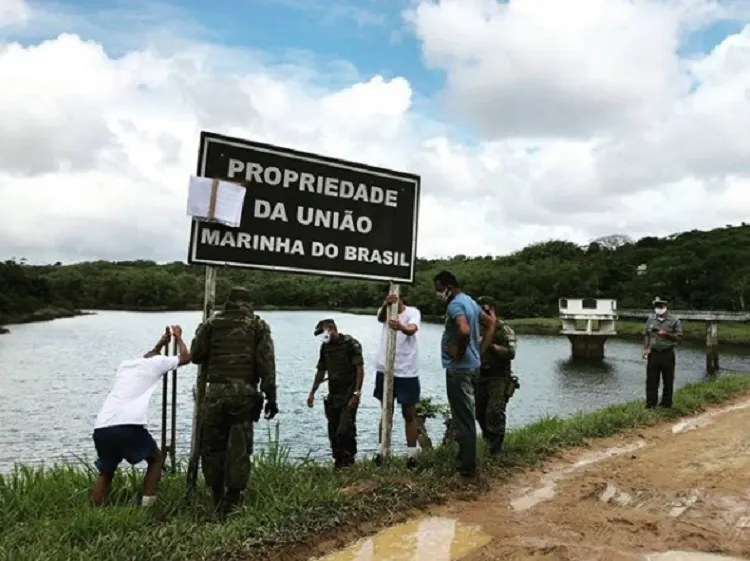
[
  {"xmin": 454, "ymin": 315, "xmax": 470, "ymax": 357},
  {"xmin": 377, "ymin": 303, "xmax": 388, "ymax": 323},
  {"xmin": 401, "ymin": 322, "xmax": 419, "ymax": 336},
  {"xmin": 354, "ymin": 364, "xmax": 364, "ymax": 394},
  {"xmin": 479, "ymin": 310, "xmax": 494, "ymax": 328},
  {"xmin": 174, "ymin": 333, "xmax": 191, "ymax": 366},
  {"xmin": 309, "ymin": 369, "xmax": 326, "ymax": 395},
  {"xmin": 479, "ymin": 319, "xmax": 496, "ymax": 355}
]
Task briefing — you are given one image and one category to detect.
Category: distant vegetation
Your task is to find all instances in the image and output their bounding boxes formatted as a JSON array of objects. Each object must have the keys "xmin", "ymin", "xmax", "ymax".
[{"xmin": 2, "ymin": 224, "xmax": 750, "ymax": 330}]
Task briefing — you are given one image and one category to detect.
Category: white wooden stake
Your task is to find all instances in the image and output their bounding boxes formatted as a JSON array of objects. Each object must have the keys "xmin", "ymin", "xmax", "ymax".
[{"xmin": 378, "ymin": 282, "xmax": 399, "ymax": 460}]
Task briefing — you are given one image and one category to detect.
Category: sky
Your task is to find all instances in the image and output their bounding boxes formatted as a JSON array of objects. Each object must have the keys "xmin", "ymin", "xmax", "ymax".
[{"xmin": 0, "ymin": 0, "xmax": 749, "ymax": 265}]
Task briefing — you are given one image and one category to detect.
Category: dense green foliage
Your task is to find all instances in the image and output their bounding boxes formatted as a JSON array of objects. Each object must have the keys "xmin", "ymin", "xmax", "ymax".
[
  {"xmin": 3, "ymin": 374, "xmax": 750, "ymax": 561},
  {"xmin": 2, "ymin": 224, "xmax": 750, "ymax": 326}
]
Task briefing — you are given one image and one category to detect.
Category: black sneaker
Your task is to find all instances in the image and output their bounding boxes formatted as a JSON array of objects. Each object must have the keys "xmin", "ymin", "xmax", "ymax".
[
  {"xmin": 373, "ymin": 453, "xmax": 383, "ymax": 466},
  {"xmin": 406, "ymin": 457, "xmax": 418, "ymax": 470}
]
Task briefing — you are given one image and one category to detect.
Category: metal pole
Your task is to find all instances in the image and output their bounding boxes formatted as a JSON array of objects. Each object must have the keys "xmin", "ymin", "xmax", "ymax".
[
  {"xmin": 161, "ymin": 333, "xmax": 169, "ymax": 470},
  {"xmin": 378, "ymin": 282, "xmax": 399, "ymax": 460},
  {"xmin": 186, "ymin": 265, "xmax": 217, "ymax": 495},
  {"xmin": 170, "ymin": 337, "xmax": 178, "ymax": 474}
]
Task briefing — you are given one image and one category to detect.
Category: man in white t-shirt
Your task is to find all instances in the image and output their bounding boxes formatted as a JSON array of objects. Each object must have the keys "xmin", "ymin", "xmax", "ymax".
[
  {"xmin": 372, "ymin": 289, "xmax": 421, "ymax": 469},
  {"xmin": 91, "ymin": 325, "xmax": 191, "ymax": 507}
]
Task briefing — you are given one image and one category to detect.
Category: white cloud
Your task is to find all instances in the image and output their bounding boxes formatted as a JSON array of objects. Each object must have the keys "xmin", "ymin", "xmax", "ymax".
[
  {"xmin": 0, "ymin": 0, "xmax": 30, "ymax": 28},
  {"xmin": 0, "ymin": 0, "xmax": 749, "ymax": 265}
]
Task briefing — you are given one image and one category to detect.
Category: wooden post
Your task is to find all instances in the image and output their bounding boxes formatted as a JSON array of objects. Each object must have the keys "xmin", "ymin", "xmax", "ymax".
[
  {"xmin": 186, "ymin": 266, "xmax": 217, "ymax": 495},
  {"xmin": 170, "ymin": 337, "xmax": 178, "ymax": 474},
  {"xmin": 161, "ymin": 335, "xmax": 178, "ymax": 473},
  {"xmin": 706, "ymin": 320, "xmax": 719, "ymax": 374},
  {"xmin": 378, "ymin": 283, "xmax": 399, "ymax": 461},
  {"xmin": 160, "ymin": 338, "xmax": 169, "ymax": 470}
]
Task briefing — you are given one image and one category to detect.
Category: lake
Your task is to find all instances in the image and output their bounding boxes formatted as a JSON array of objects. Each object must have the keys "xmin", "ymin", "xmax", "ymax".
[{"xmin": 2, "ymin": 310, "xmax": 750, "ymax": 471}]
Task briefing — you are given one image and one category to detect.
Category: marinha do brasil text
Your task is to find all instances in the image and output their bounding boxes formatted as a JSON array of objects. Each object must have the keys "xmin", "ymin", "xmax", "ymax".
[{"xmin": 198, "ymin": 157, "xmax": 414, "ymax": 267}]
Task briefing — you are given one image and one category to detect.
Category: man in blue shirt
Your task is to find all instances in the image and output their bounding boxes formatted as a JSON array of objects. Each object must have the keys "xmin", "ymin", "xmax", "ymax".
[{"xmin": 433, "ymin": 270, "xmax": 496, "ymax": 478}]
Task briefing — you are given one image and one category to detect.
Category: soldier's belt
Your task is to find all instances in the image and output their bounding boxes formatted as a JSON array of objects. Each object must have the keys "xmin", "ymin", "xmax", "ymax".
[{"xmin": 207, "ymin": 378, "xmax": 254, "ymax": 384}]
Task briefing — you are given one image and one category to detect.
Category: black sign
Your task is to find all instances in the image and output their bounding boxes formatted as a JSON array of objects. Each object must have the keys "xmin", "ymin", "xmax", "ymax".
[{"xmin": 187, "ymin": 131, "xmax": 421, "ymax": 284}]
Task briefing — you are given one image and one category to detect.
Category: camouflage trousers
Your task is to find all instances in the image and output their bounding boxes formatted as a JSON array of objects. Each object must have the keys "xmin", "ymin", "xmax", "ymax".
[
  {"xmin": 474, "ymin": 374, "xmax": 511, "ymax": 455},
  {"xmin": 200, "ymin": 383, "xmax": 262, "ymax": 494},
  {"xmin": 323, "ymin": 394, "xmax": 358, "ymax": 466}
]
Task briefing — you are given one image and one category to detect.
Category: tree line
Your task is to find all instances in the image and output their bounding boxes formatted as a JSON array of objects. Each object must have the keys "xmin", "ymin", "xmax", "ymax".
[{"xmin": 2, "ymin": 224, "xmax": 750, "ymax": 326}]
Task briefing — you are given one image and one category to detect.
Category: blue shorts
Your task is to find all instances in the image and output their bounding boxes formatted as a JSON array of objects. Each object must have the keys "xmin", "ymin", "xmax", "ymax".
[
  {"xmin": 92, "ymin": 424, "xmax": 157, "ymax": 475},
  {"xmin": 373, "ymin": 371, "xmax": 421, "ymax": 406}
]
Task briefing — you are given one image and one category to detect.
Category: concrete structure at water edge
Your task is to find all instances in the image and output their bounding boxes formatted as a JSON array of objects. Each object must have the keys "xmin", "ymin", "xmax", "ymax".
[
  {"xmin": 619, "ymin": 308, "xmax": 750, "ymax": 374},
  {"xmin": 559, "ymin": 298, "xmax": 617, "ymax": 359}
]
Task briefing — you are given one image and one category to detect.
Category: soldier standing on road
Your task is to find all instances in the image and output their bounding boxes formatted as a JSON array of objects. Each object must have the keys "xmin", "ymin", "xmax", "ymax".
[
  {"xmin": 641, "ymin": 296, "xmax": 683, "ymax": 409},
  {"xmin": 475, "ymin": 296, "xmax": 519, "ymax": 457},
  {"xmin": 190, "ymin": 286, "xmax": 278, "ymax": 516},
  {"xmin": 306, "ymin": 319, "xmax": 365, "ymax": 468}
]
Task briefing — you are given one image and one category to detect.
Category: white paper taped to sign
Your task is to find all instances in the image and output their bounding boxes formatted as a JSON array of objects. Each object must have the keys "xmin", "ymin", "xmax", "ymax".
[{"xmin": 186, "ymin": 176, "xmax": 246, "ymax": 228}]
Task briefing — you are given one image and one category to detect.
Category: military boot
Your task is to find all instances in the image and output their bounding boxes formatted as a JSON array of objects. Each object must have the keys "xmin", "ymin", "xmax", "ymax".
[{"xmin": 222, "ymin": 488, "xmax": 243, "ymax": 517}]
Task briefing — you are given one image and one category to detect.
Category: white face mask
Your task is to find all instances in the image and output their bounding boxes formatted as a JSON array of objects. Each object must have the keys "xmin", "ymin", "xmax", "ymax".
[
  {"xmin": 317, "ymin": 331, "xmax": 331, "ymax": 344},
  {"xmin": 435, "ymin": 288, "xmax": 450, "ymax": 302},
  {"xmin": 654, "ymin": 306, "xmax": 666, "ymax": 316}
]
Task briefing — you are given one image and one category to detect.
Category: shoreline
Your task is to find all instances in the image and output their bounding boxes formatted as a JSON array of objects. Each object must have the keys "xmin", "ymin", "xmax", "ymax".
[
  {"xmin": 3, "ymin": 374, "xmax": 750, "ymax": 560},
  {"xmin": 0, "ymin": 307, "xmax": 88, "ymax": 334},
  {"xmin": 2, "ymin": 305, "xmax": 749, "ymax": 345}
]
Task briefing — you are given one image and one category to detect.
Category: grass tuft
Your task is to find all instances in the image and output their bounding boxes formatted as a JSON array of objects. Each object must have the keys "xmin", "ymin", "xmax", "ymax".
[{"xmin": 3, "ymin": 373, "xmax": 750, "ymax": 561}]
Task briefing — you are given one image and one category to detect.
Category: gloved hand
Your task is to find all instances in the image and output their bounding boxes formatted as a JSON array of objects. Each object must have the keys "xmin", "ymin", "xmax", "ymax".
[{"xmin": 264, "ymin": 400, "xmax": 279, "ymax": 420}]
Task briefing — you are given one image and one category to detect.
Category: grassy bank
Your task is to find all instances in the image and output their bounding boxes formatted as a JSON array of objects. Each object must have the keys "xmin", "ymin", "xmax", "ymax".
[
  {"xmin": 506, "ymin": 317, "xmax": 750, "ymax": 344},
  {"xmin": 4, "ymin": 375, "xmax": 750, "ymax": 561},
  {"xmin": 339, "ymin": 308, "xmax": 750, "ymax": 345},
  {"xmin": 0, "ymin": 307, "xmax": 86, "ymax": 334}
]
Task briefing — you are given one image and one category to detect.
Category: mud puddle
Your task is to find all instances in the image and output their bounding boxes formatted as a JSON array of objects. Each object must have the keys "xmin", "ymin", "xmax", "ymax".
[{"xmin": 310, "ymin": 517, "xmax": 491, "ymax": 561}]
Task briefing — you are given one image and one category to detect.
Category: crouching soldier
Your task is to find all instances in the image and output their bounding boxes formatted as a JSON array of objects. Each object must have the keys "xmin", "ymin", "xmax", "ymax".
[
  {"xmin": 475, "ymin": 296, "xmax": 519, "ymax": 456},
  {"xmin": 306, "ymin": 318, "xmax": 365, "ymax": 468}
]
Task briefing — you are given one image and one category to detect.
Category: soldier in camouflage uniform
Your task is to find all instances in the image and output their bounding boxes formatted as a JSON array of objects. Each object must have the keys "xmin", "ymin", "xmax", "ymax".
[
  {"xmin": 306, "ymin": 318, "xmax": 364, "ymax": 468},
  {"xmin": 475, "ymin": 296, "xmax": 519, "ymax": 457},
  {"xmin": 190, "ymin": 286, "xmax": 278, "ymax": 515}
]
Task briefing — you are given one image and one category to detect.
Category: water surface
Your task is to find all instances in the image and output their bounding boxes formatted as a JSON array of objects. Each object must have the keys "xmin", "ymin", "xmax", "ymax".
[{"xmin": 1, "ymin": 310, "xmax": 749, "ymax": 470}]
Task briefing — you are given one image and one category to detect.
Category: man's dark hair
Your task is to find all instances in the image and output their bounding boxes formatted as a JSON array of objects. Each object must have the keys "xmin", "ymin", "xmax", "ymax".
[{"xmin": 433, "ymin": 270, "xmax": 459, "ymax": 287}]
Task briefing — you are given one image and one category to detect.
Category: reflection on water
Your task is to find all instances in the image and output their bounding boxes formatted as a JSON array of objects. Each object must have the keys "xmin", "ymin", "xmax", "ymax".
[
  {"xmin": 1, "ymin": 310, "xmax": 750, "ymax": 470},
  {"xmin": 312, "ymin": 517, "xmax": 491, "ymax": 561},
  {"xmin": 555, "ymin": 357, "xmax": 615, "ymax": 376}
]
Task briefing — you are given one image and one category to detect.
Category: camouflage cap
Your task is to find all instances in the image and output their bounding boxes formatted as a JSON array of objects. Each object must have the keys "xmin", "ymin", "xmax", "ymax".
[
  {"xmin": 314, "ymin": 318, "xmax": 336, "ymax": 336},
  {"xmin": 225, "ymin": 286, "xmax": 252, "ymax": 310},
  {"xmin": 477, "ymin": 295, "xmax": 497, "ymax": 308}
]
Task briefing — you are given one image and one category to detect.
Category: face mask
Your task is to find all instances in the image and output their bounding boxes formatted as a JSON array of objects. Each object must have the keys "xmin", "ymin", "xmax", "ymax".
[
  {"xmin": 436, "ymin": 288, "xmax": 450, "ymax": 302},
  {"xmin": 317, "ymin": 331, "xmax": 331, "ymax": 344},
  {"xmin": 654, "ymin": 307, "xmax": 666, "ymax": 316}
]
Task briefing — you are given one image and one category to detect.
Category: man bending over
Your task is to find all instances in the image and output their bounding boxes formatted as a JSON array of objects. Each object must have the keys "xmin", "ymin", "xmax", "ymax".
[{"xmin": 91, "ymin": 326, "xmax": 191, "ymax": 507}]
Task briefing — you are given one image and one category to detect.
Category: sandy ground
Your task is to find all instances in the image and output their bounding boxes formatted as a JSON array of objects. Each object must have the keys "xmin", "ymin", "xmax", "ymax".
[{"xmin": 312, "ymin": 397, "xmax": 750, "ymax": 561}]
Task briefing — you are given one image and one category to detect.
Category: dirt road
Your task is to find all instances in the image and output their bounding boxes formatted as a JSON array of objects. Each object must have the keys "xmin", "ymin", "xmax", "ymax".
[{"xmin": 317, "ymin": 398, "xmax": 750, "ymax": 561}]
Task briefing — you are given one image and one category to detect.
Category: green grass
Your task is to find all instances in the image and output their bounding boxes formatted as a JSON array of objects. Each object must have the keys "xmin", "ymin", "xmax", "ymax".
[
  {"xmin": 505, "ymin": 317, "xmax": 750, "ymax": 344},
  {"xmin": 4, "ymin": 375, "xmax": 750, "ymax": 561}
]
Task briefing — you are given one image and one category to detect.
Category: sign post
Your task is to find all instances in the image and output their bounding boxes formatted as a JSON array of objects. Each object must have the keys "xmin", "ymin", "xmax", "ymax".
[
  {"xmin": 378, "ymin": 282, "xmax": 399, "ymax": 461},
  {"xmin": 184, "ymin": 130, "xmax": 420, "ymax": 482},
  {"xmin": 186, "ymin": 265, "xmax": 217, "ymax": 496}
]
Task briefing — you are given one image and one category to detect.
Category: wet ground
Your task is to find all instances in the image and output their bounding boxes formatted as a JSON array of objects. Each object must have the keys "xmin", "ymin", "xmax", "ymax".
[{"xmin": 311, "ymin": 397, "xmax": 750, "ymax": 561}]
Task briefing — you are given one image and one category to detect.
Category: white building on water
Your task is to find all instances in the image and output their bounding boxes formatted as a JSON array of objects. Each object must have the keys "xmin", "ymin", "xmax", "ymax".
[{"xmin": 558, "ymin": 297, "xmax": 617, "ymax": 359}]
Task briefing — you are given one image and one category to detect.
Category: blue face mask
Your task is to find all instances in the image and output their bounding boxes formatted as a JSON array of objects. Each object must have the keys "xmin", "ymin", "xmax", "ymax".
[{"xmin": 317, "ymin": 331, "xmax": 331, "ymax": 344}]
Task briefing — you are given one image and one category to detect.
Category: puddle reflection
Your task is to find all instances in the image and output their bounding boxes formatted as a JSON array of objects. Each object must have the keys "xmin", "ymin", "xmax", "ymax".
[{"xmin": 312, "ymin": 517, "xmax": 491, "ymax": 561}]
